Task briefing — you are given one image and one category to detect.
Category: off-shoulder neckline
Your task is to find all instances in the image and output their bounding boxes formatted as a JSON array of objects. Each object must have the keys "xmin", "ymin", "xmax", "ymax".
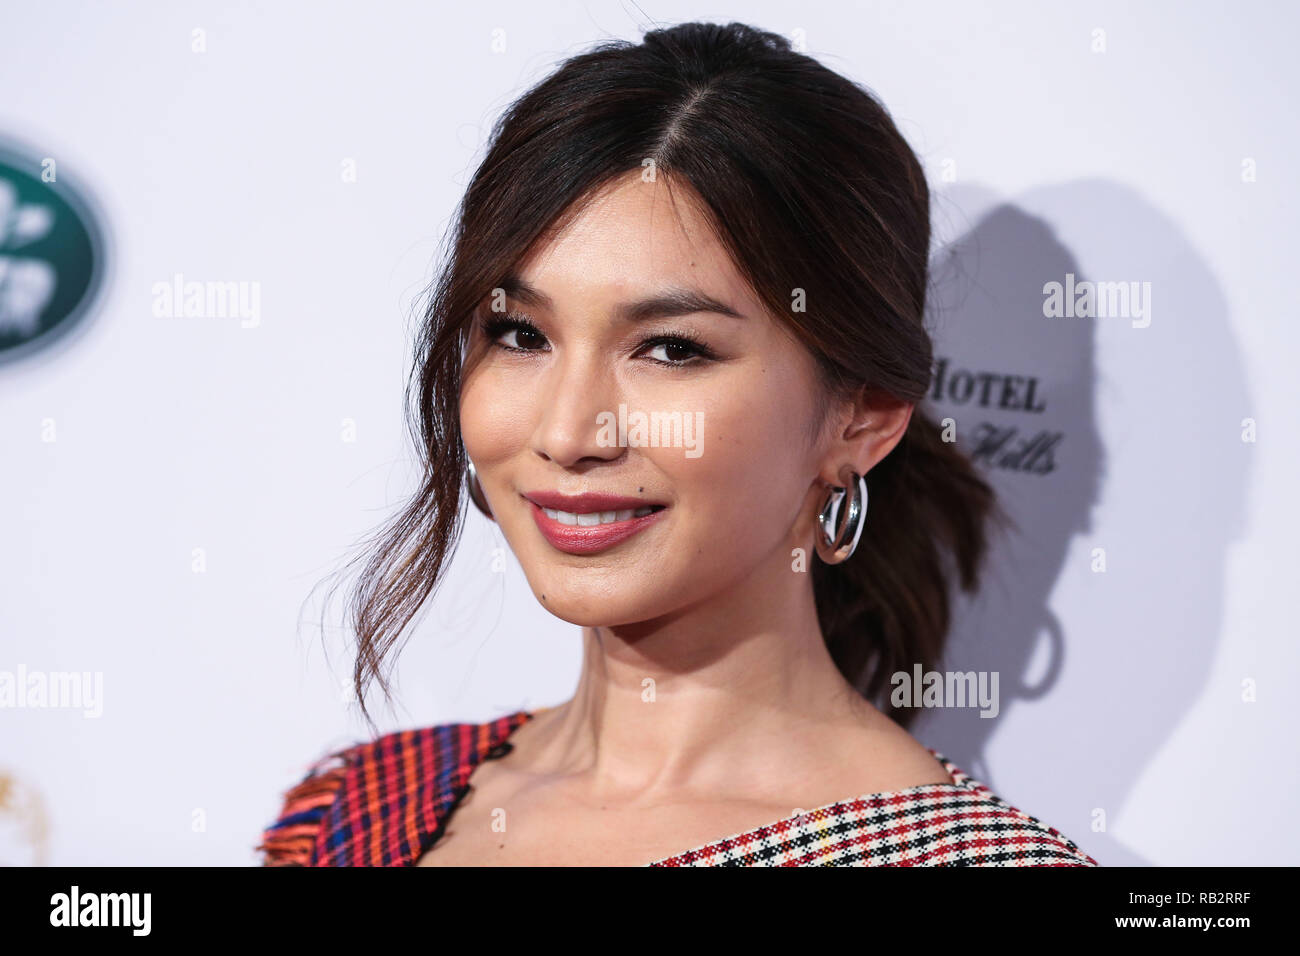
[{"xmin": 448, "ymin": 707, "xmax": 983, "ymax": 867}]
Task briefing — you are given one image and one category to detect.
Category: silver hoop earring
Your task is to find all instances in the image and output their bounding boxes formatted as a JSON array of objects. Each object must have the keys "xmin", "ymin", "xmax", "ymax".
[
  {"xmin": 465, "ymin": 459, "xmax": 493, "ymax": 520},
  {"xmin": 815, "ymin": 471, "xmax": 867, "ymax": 564}
]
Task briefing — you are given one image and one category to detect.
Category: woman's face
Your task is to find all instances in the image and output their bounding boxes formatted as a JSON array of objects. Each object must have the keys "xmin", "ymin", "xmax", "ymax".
[{"xmin": 459, "ymin": 171, "xmax": 838, "ymax": 628}]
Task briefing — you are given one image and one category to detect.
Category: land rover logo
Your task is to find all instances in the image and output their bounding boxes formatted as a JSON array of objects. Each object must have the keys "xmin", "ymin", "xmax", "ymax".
[{"xmin": 0, "ymin": 141, "xmax": 107, "ymax": 364}]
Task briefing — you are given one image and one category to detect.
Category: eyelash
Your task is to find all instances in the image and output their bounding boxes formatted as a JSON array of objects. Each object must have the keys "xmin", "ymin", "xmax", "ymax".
[{"xmin": 477, "ymin": 310, "xmax": 718, "ymax": 366}]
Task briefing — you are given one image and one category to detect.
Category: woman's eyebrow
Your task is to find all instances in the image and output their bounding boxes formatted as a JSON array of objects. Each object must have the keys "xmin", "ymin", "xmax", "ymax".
[
  {"xmin": 616, "ymin": 288, "xmax": 745, "ymax": 322},
  {"xmin": 499, "ymin": 273, "xmax": 745, "ymax": 321}
]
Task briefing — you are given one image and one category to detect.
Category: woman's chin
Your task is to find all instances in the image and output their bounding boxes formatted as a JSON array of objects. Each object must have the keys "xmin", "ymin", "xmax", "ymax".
[{"xmin": 527, "ymin": 586, "xmax": 677, "ymax": 629}]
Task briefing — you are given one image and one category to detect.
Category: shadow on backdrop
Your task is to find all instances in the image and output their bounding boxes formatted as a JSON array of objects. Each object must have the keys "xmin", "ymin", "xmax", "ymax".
[{"xmin": 914, "ymin": 180, "xmax": 1250, "ymax": 866}]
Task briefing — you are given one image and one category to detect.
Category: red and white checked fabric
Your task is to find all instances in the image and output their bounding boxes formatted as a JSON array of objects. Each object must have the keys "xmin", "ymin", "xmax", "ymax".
[
  {"xmin": 258, "ymin": 708, "xmax": 1098, "ymax": 867},
  {"xmin": 648, "ymin": 752, "xmax": 1097, "ymax": 866}
]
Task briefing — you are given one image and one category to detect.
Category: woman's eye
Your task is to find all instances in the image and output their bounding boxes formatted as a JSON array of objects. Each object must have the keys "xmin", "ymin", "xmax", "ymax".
[
  {"xmin": 482, "ymin": 315, "xmax": 548, "ymax": 351},
  {"xmin": 499, "ymin": 325, "xmax": 547, "ymax": 350},
  {"xmin": 482, "ymin": 314, "xmax": 712, "ymax": 365},
  {"xmin": 642, "ymin": 340, "xmax": 705, "ymax": 364}
]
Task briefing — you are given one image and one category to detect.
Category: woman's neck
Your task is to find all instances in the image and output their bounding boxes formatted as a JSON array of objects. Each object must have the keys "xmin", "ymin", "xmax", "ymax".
[{"xmin": 512, "ymin": 567, "xmax": 884, "ymax": 801}]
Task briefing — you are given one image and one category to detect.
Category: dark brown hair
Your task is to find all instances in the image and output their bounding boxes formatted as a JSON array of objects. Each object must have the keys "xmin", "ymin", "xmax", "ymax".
[{"xmin": 332, "ymin": 21, "xmax": 1002, "ymax": 731}]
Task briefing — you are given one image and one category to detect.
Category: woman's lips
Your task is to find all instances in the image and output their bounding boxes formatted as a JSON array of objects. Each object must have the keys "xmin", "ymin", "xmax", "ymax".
[{"xmin": 523, "ymin": 493, "xmax": 667, "ymax": 555}]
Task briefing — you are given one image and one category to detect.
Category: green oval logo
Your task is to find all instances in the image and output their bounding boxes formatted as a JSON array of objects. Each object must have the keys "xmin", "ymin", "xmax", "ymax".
[{"xmin": 0, "ymin": 140, "xmax": 108, "ymax": 364}]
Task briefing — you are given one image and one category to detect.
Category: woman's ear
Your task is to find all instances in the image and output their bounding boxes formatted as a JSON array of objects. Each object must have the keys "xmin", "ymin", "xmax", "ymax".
[{"xmin": 818, "ymin": 387, "xmax": 914, "ymax": 487}]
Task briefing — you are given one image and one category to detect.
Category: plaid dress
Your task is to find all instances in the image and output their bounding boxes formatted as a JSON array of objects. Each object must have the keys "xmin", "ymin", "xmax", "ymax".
[{"xmin": 257, "ymin": 708, "xmax": 1099, "ymax": 866}]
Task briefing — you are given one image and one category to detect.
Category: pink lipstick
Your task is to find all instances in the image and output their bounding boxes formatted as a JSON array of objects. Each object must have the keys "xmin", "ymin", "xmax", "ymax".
[{"xmin": 523, "ymin": 490, "xmax": 667, "ymax": 555}]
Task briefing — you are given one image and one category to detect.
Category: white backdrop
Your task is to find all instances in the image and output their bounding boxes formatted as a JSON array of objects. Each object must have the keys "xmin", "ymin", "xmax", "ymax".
[{"xmin": 1, "ymin": 0, "xmax": 1296, "ymax": 866}]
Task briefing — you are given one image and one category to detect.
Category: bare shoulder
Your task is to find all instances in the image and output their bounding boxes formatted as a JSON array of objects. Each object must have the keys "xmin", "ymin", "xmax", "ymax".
[{"xmin": 817, "ymin": 699, "xmax": 956, "ymax": 797}]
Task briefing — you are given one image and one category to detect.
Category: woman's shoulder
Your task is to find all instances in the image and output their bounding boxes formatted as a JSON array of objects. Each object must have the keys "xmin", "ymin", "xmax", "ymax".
[
  {"xmin": 255, "ymin": 713, "xmax": 1098, "ymax": 867},
  {"xmin": 868, "ymin": 749, "xmax": 1099, "ymax": 867},
  {"xmin": 654, "ymin": 748, "xmax": 1099, "ymax": 867},
  {"xmin": 256, "ymin": 709, "xmax": 532, "ymax": 866}
]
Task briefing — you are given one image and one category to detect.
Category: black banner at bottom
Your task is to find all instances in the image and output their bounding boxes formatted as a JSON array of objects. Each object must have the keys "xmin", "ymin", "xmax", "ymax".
[{"xmin": 0, "ymin": 864, "xmax": 1283, "ymax": 941}]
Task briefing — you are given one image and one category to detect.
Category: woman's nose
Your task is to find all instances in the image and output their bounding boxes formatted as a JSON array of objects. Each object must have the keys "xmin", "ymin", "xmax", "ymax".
[{"xmin": 529, "ymin": 349, "xmax": 624, "ymax": 468}]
